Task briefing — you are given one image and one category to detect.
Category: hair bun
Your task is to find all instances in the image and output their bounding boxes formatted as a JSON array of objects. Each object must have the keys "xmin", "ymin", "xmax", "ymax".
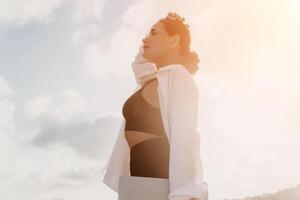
[
  {"xmin": 183, "ymin": 50, "xmax": 200, "ymax": 74},
  {"xmin": 187, "ymin": 51, "xmax": 200, "ymax": 63}
]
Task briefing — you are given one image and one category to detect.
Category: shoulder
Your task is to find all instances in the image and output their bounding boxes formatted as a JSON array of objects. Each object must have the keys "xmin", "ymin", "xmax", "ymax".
[
  {"xmin": 169, "ymin": 65, "xmax": 198, "ymax": 93},
  {"xmin": 168, "ymin": 65, "xmax": 195, "ymax": 81},
  {"xmin": 157, "ymin": 64, "xmax": 198, "ymax": 96}
]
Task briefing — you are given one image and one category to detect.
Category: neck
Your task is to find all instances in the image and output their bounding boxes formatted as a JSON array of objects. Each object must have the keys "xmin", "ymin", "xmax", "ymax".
[{"xmin": 155, "ymin": 49, "xmax": 182, "ymax": 70}]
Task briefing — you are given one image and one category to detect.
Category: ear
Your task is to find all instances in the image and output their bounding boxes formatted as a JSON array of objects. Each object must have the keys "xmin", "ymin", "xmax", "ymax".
[{"xmin": 169, "ymin": 34, "xmax": 180, "ymax": 48}]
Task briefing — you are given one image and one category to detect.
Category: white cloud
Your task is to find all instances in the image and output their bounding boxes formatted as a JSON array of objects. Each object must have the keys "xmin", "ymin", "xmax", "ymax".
[
  {"xmin": 0, "ymin": 77, "xmax": 18, "ymax": 188},
  {"xmin": 23, "ymin": 88, "xmax": 122, "ymax": 159},
  {"xmin": 0, "ymin": 77, "xmax": 15, "ymax": 136},
  {"xmin": 0, "ymin": 0, "xmax": 63, "ymax": 27},
  {"xmin": 72, "ymin": 0, "xmax": 108, "ymax": 23},
  {"xmin": 23, "ymin": 96, "xmax": 52, "ymax": 119},
  {"xmin": 2, "ymin": 141, "xmax": 105, "ymax": 191},
  {"xmin": 24, "ymin": 89, "xmax": 86, "ymax": 122},
  {"xmin": 0, "ymin": 77, "xmax": 16, "ymax": 147},
  {"xmin": 70, "ymin": 0, "xmax": 108, "ymax": 45},
  {"xmin": 0, "ymin": 77, "xmax": 14, "ymax": 97},
  {"xmin": 78, "ymin": 0, "xmax": 160, "ymax": 82},
  {"xmin": 28, "ymin": 113, "xmax": 121, "ymax": 159},
  {"xmin": 0, "ymin": 81, "xmax": 113, "ymax": 194},
  {"xmin": 71, "ymin": 23, "xmax": 102, "ymax": 45}
]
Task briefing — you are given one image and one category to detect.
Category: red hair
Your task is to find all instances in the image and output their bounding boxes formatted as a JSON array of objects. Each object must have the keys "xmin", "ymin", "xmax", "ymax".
[{"xmin": 159, "ymin": 12, "xmax": 200, "ymax": 75}]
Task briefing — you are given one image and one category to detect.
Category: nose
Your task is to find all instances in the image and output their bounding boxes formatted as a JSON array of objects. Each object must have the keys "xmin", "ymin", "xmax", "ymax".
[{"xmin": 142, "ymin": 33, "xmax": 149, "ymax": 44}]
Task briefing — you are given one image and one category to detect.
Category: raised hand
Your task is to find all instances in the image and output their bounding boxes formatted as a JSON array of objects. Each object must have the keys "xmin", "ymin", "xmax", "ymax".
[{"xmin": 131, "ymin": 43, "xmax": 157, "ymax": 86}]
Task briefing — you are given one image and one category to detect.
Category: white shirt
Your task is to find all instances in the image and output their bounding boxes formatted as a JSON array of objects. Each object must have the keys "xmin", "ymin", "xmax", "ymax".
[{"xmin": 102, "ymin": 64, "xmax": 208, "ymax": 200}]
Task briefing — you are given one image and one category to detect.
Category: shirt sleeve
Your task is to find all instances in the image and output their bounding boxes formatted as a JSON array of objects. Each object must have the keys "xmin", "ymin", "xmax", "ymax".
[
  {"xmin": 102, "ymin": 117, "xmax": 131, "ymax": 192},
  {"xmin": 167, "ymin": 68, "xmax": 208, "ymax": 200},
  {"xmin": 131, "ymin": 44, "xmax": 157, "ymax": 87}
]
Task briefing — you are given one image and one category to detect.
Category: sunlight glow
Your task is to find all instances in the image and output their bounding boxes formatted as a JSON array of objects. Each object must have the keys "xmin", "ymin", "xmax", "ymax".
[{"xmin": 285, "ymin": 0, "xmax": 300, "ymax": 21}]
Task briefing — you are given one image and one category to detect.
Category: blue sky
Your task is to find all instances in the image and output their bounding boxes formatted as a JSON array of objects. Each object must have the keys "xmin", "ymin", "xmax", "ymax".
[{"xmin": 0, "ymin": 0, "xmax": 300, "ymax": 200}]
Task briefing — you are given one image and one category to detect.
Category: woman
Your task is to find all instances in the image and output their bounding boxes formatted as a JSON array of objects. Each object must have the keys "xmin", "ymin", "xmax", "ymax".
[{"xmin": 102, "ymin": 12, "xmax": 208, "ymax": 200}]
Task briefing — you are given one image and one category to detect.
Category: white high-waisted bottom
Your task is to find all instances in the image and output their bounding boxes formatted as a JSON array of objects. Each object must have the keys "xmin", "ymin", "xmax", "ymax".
[{"xmin": 118, "ymin": 176, "xmax": 169, "ymax": 200}]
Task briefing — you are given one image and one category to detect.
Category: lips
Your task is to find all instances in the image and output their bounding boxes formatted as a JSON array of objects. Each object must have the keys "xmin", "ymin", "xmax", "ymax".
[{"xmin": 143, "ymin": 45, "xmax": 150, "ymax": 49}]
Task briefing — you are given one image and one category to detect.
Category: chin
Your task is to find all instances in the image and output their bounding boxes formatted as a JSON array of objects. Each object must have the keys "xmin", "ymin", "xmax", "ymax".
[{"xmin": 143, "ymin": 53, "xmax": 151, "ymax": 62}]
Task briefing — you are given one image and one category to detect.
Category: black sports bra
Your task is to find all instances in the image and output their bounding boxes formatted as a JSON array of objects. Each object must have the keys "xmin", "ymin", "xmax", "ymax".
[{"xmin": 122, "ymin": 78, "xmax": 170, "ymax": 178}]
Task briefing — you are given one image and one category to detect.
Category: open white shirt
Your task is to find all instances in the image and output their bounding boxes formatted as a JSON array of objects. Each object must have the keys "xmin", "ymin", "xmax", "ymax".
[{"xmin": 102, "ymin": 64, "xmax": 208, "ymax": 200}]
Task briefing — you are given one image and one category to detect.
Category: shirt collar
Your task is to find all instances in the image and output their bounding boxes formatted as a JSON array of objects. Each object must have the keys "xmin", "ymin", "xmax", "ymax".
[{"xmin": 157, "ymin": 64, "xmax": 185, "ymax": 72}]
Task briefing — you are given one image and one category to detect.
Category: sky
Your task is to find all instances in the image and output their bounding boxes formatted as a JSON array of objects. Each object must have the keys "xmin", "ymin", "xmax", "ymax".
[{"xmin": 0, "ymin": 0, "xmax": 299, "ymax": 200}]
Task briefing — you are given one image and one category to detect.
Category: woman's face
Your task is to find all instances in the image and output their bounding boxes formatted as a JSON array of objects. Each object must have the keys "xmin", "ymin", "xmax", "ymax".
[{"xmin": 142, "ymin": 21, "xmax": 176, "ymax": 63}]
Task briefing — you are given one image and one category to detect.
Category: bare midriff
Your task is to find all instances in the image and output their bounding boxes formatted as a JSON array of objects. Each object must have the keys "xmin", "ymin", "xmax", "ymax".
[{"xmin": 125, "ymin": 130, "xmax": 162, "ymax": 149}]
